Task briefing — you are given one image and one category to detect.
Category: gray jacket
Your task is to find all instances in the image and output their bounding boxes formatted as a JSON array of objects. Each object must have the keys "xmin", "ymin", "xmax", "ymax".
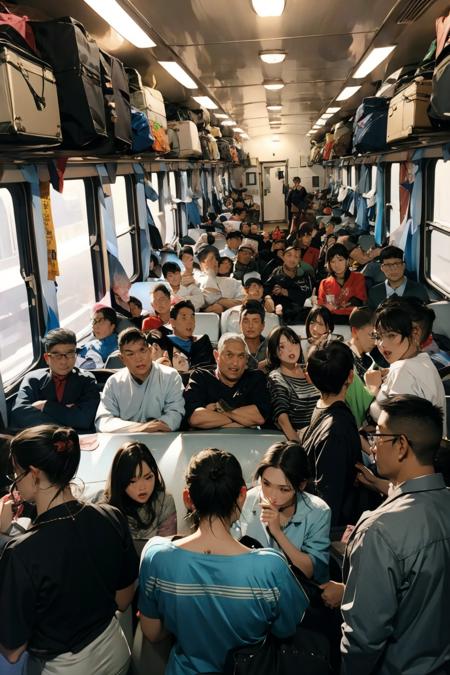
[{"xmin": 341, "ymin": 473, "xmax": 450, "ymax": 675}]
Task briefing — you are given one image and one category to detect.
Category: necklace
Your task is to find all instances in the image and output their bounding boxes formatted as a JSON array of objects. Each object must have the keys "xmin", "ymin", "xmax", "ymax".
[{"xmin": 32, "ymin": 502, "xmax": 86, "ymax": 529}]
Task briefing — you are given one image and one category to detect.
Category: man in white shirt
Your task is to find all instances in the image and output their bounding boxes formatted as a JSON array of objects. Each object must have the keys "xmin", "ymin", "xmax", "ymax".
[
  {"xmin": 95, "ymin": 327, "xmax": 185, "ymax": 432},
  {"xmin": 195, "ymin": 245, "xmax": 244, "ymax": 314},
  {"xmin": 162, "ymin": 261, "xmax": 204, "ymax": 311},
  {"xmin": 219, "ymin": 230, "xmax": 243, "ymax": 260}
]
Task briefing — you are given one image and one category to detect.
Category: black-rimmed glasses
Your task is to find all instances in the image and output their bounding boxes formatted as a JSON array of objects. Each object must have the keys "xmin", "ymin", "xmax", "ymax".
[{"xmin": 365, "ymin": 433, "xmax": 409, "ymax": 448}]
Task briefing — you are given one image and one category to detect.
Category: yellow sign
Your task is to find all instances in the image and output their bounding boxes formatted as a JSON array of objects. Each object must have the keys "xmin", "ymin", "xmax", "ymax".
[{"xmin": 40, "ymin": 181, "xmax": 59, "ymax": 280}]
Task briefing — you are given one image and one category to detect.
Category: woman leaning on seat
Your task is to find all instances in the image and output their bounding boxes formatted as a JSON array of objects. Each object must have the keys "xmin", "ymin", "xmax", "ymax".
[
  {"xmin": 0, "ymin": 425, "xmax": 138, "ymax": 674},
  {"xmin": 138, "ymin": 448, "xmax": 308, "ymax": 675},
  {"xmin": 318, "ymin": 243, "xmax": 367, "ymax": 319},
  {"xmin": 239, "ymin": 442, "xmax": 331, "ymax": 584}
]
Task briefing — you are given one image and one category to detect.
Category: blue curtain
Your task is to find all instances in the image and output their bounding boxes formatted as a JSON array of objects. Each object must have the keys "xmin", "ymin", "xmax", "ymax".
[{"xmin": 374, "ymin": 163, "xmax": 385, "ymax": 245}]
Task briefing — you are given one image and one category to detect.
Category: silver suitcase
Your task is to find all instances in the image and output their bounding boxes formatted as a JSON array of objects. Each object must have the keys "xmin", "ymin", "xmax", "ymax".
[{"xmin": 0, "ymin": 43, "xmax": 61, "ymax": 145}]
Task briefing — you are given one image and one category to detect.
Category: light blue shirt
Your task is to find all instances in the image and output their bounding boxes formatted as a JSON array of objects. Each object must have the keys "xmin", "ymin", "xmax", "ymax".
[
  {"xmin": 385, "ymin": 277, "xmax": 407, "ymax": 297},
  {"xmin": 237, "ymin": 486, "xmax": 331, "ymax": 583},
  {"xmin": 139, "ymin": 537, "xmax": 308, "ymax": 675}
]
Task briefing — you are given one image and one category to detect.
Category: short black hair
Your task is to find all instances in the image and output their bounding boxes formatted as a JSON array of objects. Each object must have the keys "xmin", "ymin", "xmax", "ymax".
[
  {"xmin": 197, "ymin": 245, "xmax": 220, "ymax": 264},
  {"xmin": 152, "ymin": 283, "xmax": 171, "ymax": 298},
  {"xmin": 326, "ymin": 243, "xmax": 349, "ymax": 263},
  {"xmin": 94, "ymin": 306, "xmax": 118, "ymax": 327},
  {"xmin": 305, "ymin": 306, "xmax": 335, "ymax": 337},
  {"xmin": 306, "ymin": 340, "xmax": 354, "ymax": 394},
  {"xmin": 375, "ymin": 304, "xmax": 413, "ymax": 340},
  {"xmin": 226, "ymin": 230, "xmax": 243, "ymax": 241},
  {"xmin": 255, "ymin": 441, "xmax": 311, "ymax": 489},
  {"xmin": 267, "ymin": 326, "xmax": 302, "ymax": 369},
  {"xmin": 349, "ymin": 306, "xmax": 375, "ymax": 330},
  {"xmin": 380, "ymin": 395, "xmax": 443, "ymax": 466},
  {"xmin": 239, "ymin": 300, "xmax": 265, "ymax": 322},
  {"xmin": 43, "ymin": 328, "xmax": 76, "ymax": 352},
  {"xmin": 128, "ymin": 296, "xmax": 142, "ymax": 310},
  {"xmin": 170, "ymin": 299, "xmax": 195, "ymax": 319},
  {"xmin": 162, "ymin": 261, "xmax": 181, "ymax": 277},
  {"xmin": 180, "ymin": 246, "xmax": 194, "ymax": 258},
  {"xmin": 380, "ymin": 245, "xmax": 404, "ymax": 264},
  {"xmin": 118, "ymin": 327, "xmax": 147, "ymax": 349},
  {"xmin": 380, "ymin": 296, "xmax": 435, "ymax": 342},
  {"xmin": 232, "ymin": 207, "xmax": 246, "ymax": 216}
]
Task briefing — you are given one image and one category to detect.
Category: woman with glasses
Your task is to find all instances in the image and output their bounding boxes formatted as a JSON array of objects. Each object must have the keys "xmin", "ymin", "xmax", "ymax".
[
  {"xmin": 0, "ymin": 424, "xmax": 139, "ymax": 674},
  {"xmin": 77, "ymin": 307, "xmax": 118, "ymax": 369},
  {"xmin": 266, "ymin": 327, "xmax": 319, "ymax": 442},
  {"xmin": 365, "ymin": 303, "xmax": 446, "ymax": 423}
]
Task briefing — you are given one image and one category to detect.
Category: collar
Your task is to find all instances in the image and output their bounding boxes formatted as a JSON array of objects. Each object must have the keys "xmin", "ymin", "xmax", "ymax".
[
  {"xmin": 52, "ymin": 373, "xmax": 68, "ymax": 383},
  {"xmin": 249, "ymin": 487, "xmax": 307, "ymax": 525},
  {"xmin": 385, "ymin": 277, "xmax": 407, "ymax": 296}
]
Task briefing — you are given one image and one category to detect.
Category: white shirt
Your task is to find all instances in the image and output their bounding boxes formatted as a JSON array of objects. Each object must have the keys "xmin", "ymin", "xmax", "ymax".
[{"xmin": 385, "ymin": 277, "xmax": 407, "ymax": 298}]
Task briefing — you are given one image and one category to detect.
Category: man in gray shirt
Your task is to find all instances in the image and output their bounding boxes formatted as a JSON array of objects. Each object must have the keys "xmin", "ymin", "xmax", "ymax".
[
  {"xmin": 95, "ymin": 328, "xmax": 185, "ymax": 433},
  {"xmin": 341, "ymin": 395, "xmax": 450, "ymax": 674}
]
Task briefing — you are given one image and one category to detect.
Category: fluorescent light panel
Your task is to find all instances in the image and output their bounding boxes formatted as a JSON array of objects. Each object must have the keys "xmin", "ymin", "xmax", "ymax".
[
  {"xmin": 221, "ymin": 119, "xmax": 236, "ymax": 126},
  {"xmin": 353, "ymin": 45, "xmax": 396, "ymax": 79},
  {"xmin": 193, "ymin": 96, "xmax": 218, "ymax": 109},
  {"xmin": 259, "ymin": 50, "xmax": 286, "ymax": 64},
  {"xmin": 233, "ymin": 127, "xmax": 245, "ymax": 133},
  {"xmin": 83, "ymin": 0, "xmax": 155, "ymax": 48},
  {"xmin": 267, "ymin": 104, "xmax": 282, "ymax": 111},
  {"xmin": 263, "ymin": 80, "xmax": 285, "ymax": 90},
  {"xmin": 321, "ymin": 113, "xmax": 333, "ymax": 119},
  {"xmin": 215, "ymin": 113, "xmax": 229, "ymax": 119},
  {"xmin": 158, "ymin": 61, "xmax": 197, "ymax": 89},
  {"xmin": 252, "ymin": 0, "xmax": 285, "ymax": 17},
  {"xmin": 315, "ymin": 120, "xmax": 326, "ymax": 126},
  {"xmin": 326, "ymin": 107, "xmax": 341, "ymax": 113},
  {"xmin": 336, "ymin": 85, "xmax": 361, "ymax": 101}
]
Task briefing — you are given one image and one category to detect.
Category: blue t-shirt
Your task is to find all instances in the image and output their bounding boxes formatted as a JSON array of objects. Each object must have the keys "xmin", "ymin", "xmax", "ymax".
[{"xmin": 139, "ymin": 537, "xmax": 308, "ymax": 675}]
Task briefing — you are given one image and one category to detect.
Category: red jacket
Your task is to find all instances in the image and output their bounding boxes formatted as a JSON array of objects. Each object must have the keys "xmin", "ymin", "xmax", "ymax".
[
  {"xmin": 318, "ymin": 272, "xmax": 367, "ymax": 316},
  {"xmin": 301, "ymin": 246, "xmax": 320, "ymax": 270}
]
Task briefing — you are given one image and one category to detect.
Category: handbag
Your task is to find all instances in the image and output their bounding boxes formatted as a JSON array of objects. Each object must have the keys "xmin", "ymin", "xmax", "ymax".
[{"xmin": 223, "ymin": 627, "xmax": 331, "ymax": 675}]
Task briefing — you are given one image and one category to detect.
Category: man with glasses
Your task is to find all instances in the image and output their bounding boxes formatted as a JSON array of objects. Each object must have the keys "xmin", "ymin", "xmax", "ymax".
[
  {"xmin": 368, "ymin": 245, "xmax": 430, "ymax": 309},
  {"xmin": 340, "ymin": 395, "xmax": 450, "ymax": 674},
  {"xmin": 10, "ymin": 328, "xmax": 99, "ymax": 432}
]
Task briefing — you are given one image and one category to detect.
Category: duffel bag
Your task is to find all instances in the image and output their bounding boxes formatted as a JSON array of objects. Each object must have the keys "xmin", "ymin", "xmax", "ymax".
[
  {"xmin": 0, "ymin": 8, "xmax": 37, "ymax": 53},
  {"xmin": 217, "ymin": 137, "xmax": 232, "ymax": 161},
  {"xmin": 353, "ymin": 97, "xmax": 389, "ymax": 153},
  {"xmin": 130, "ymin": 108, "xmax": 153, "ymax": 153},
  {"xmin": 99, "ymin": 50, "xmax": 131, "ymax": 152},
  {"xmin": 31, "ymin": 16, "xmax": 107, "ymax": 148},
  {"xmin": 322, "ymin": 132, "xmax": 334, "ymax": 160},
  {"xmin": 332, "ymin": 121, "xmax": 352, "ymax": 156},
  {"xmin": 199, "ymin": 129, "xmax": 211, "ymax": 159},
  {"xmin": 429, "ymin": 49, "xmax": 450, "ymax": 123},
  {"xmin": 150, "ymin": 120, "xmax": 170, "ymax": 154}
]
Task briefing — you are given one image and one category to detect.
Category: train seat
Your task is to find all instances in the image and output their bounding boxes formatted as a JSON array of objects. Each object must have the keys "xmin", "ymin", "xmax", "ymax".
[
  {"xmin": 130, "ymin": 281, "xmax": 170, "ymax": 312},
  {"xmin": 431, "ymin": 301, "xmax": 450, "ymax": 340},
  {"xmin": 220, "ymin": 307, "xmax": 280, "ymax": 337},
  {"xmin": 193, "ymin": 312, "xmax": 220, "ymax": 345}
]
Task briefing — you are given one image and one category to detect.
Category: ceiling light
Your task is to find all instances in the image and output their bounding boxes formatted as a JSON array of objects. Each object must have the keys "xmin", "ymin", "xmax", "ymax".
[
  {"xmin": 241, "ymin": 133, "xmax": 250, "ymax": 139},
  {"xmin": 259, "ymin": 50, "xmax": 286, "ymax": 64},
  {"xmin": 215, "ymin": 113, "xmax": 229, "ymax": 119},
  {"xmin": 158, "ymin": 61, "xmax": 197, "ymax": 89},
  {"xmin": 315, "ymin": 120, "xmax": 326, "ymax": 126},
  {"xmin": 353, "ymin": 45, "xmax": 396, "ymax": 79},
  {"xmin": 252, "ymin": 0, "xmax": 285, "ymax": 17},
  {"xmin": 233, "ymin": 127, "xmax": 245, "ymax": 133},
  {"xmin": 83, "ymin": 0, "xmax": 156, "ymax": 48},
  {"xmin": 320, "ymin": 113, "xmax": 334, "ymax": 119},
  {"xmin": 263, "ymin": 79, "xmax": 285, "ymax": 90},
  {"xmin": 221, "ymin": 119, "xmax": 236, "ymax": 126},
  {"xmin": 193, "ymin": 96, "xmax": 218, "ymax": 109},
  {"xmin": 336, "ymin": 85, "xmax": 361, "ymax": 101},
  {"xmin": 267, "ymin": 104, "xmax": 282, "ymax": 111},
  {"xmin": 326, "ymin": 107, "xmax": 341, "ymax": 113}
]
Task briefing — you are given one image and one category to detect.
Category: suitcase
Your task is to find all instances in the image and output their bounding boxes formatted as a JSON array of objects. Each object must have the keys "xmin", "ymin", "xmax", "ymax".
[
  {"xmin": 126, "ymin": 66, "xmax": 167, "ymax": 128},
  {"xmin": 429, "ymin": 50, "xmax": 450, "ymax": 123},
  {"xmin": 208, "ymin": 133, "xmax": 220, "ymax": 160},
  {"xmin": 31, "ymin": 17, "xmax": 107, "ymax": 148},
  {"xmin": 387, "ymin": 77, "xmax": 432, "ymax": 142},
  {"xmin": 0, "ymin": 42, "xmax": 61, "ymax": 144},
  {"xmin": 167, "ymin": 126, "xmax": 180, "ymax": 156},
  {"xmin": 99, "ymin": 50, "xmax": 131, "ymax": 151},
  {"xmin": 353, "ymin": 96, "xmax": 389, "ymax": 153},
  {"xmin": 168, "ymin": 120, "xmax": 201, "ymax": 157},
  {"xmin": 332, "ymin": 121, "xmax": 352, "ymax": 156}
]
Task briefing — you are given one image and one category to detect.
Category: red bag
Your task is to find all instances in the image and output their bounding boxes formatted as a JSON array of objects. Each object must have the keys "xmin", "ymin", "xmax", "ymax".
[
  {"xmin": 0, "ymin": 9, "xmax": 37, "ymax": 53},
  {"xmin": 150, "ymin": 121, "xmax": 170, "ymax": 154}
]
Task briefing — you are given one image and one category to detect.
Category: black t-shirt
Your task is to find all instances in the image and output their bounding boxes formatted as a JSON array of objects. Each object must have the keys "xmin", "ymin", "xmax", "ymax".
[
  {"xmin": 184, "ymin": 368, "xmax": 271, "ymax": 422},
  {"xmin": 0, "ymin": 501, "xmax": 138, "ymax": 656}
]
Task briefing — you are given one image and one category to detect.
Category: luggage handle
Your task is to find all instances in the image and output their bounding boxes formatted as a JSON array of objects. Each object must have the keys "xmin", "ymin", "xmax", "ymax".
[{"xmin": 15, "ymin": 59, "xmax": 46, "ymax": 110}]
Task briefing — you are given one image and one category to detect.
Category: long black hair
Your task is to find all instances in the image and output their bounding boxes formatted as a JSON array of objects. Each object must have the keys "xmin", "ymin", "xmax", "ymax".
[
  {"xmin": 104, "ymin": 442, "xmax": 166, "ymax": 529},
  {"xmin": 254, "ymin": 441, "xmax": 311, "ymax": 491}
]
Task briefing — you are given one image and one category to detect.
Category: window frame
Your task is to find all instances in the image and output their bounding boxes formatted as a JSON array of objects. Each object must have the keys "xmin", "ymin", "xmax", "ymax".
[
  {"xmin": 424, "ymin": 159, "xmax": 449, "ymax": 298},
  {"xmin": 110, "ymin": 174, "xmax": 140, "ymax": 281}
]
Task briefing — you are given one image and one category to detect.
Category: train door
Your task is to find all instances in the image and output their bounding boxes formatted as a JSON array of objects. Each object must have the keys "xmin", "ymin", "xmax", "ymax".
[{"xmin": 260, "ymin": 161, "xmax": 287, "ymax": 223}]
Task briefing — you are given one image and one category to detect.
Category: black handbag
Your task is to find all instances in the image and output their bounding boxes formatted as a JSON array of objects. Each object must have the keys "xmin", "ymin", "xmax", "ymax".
[{"xmin": 223, "ymin": 627, "xmax": 331, "ymax": 675}]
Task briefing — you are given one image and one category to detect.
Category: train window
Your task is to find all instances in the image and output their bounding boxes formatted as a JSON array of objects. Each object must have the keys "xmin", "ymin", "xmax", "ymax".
[
  {"xmin": 388, "ymin": 162, "xmax": 400, "ymax": 233},
  {"xmin": 0, "ymin": 187, "xmax": 34, "ymax": 383},
  {"xmin": 111, "ymin": 176, "xmax": 135, "ymax": 278},
  {"xmin": 426, "ymin": 160, "xmax": 450, "ymax": 296},
  {"xmin": 50, "ymin": 180, "xmax": 96, "ymax": 337},
  {"xmin": 371, "ymin": 165, "xmax": 377, "ymax": 189},
  {"xmin": 148, "ymin": 172, "xmax": 163, "ymax": 233}
]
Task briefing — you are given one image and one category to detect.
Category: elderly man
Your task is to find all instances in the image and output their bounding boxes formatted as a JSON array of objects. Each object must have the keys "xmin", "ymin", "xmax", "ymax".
[
  {"xmin": 95, "ymin": 327, "xmax": 185, "ymax": 432},
  {"xmin": 184, "ymin": 333, "xmax": 271, "ymax": 429}
]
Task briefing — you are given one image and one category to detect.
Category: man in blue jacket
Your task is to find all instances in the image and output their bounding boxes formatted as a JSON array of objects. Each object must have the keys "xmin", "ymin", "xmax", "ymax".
[{"xmin": 10, "ymin": 328, "xmax": 99, "ymax": 432}]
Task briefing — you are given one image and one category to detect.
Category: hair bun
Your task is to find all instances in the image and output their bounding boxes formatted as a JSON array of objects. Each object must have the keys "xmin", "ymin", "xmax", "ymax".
[
  {"xmin": 209, "ymin": 467, "xmax": 225, "ymax": 482},
  {"xmin": 52, "ymin": 428, "xmax": 77, "ymax": 455}
]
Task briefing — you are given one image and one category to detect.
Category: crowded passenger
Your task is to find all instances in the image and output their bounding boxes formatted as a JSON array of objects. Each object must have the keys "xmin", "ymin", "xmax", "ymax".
[
  {"xmin": 95, "ymin": 327, "xmax": 185, "ymax": 432},
  {"xmin": 11, "ymin": 329, "xmax": 99, "ymax": 433},
  {"xmin": 179, "ymin": 246, "xmax": 196, "ymax": 286},
  {"xmin": 286, "ymin": 176, "xmax": 307, "ymax": 223},
  {"xmin": 103, "ymin": 441, "xmax": 176, "ymax": 555},
  {"xmin": 138, "ymin": 448, "xmax": 308, "ymax": 675},
  {"xmin": 266, "ymin": 246, "xmax": 312, "ymax": 324},
  {"xmin": 77, "ymin": 307, "xmax": 119, "ymax": 369},
  {"xmin": 128, "ymin": 296, "xmax": 144, "ymax": 322},
  {"xmin": 302, "ymin": 341, "xmax": 362, "ymax": 526},
  {"xmin": 141, "ymin": 284, "xmax": 173, "ymax": 334},
  {"xmin": 217, "ymin": 255, "xmax": 234, "ymax": 277},
  {"xmin": 161, "ymin": 261, "xmax": 204, "ymax": 312},
  {"xmin": 347, "ymin": 306, "xmax": 376, "ymax": 379},
  {"xmin": 318, "ymin": 244, "xmax": 367, "ymax": 320},
  {"xmin": 295, "ymin": 223, "xmax": 320, "ymax": 269},
  {"xmin": 239, "ymin": 301, "xmax": 268, "ymax": 369},
  {"xmin": 304, "ymin": 306, "xmax": 338, "ymax": 356},
  {"xmin": 195, "ymin": 245, "xmax": 244, "ymax": 314},
  {"xmin": 0, "ymin": 425, "xmax": 139, "ymax": 673},
  {"xmin": 239, "ymin": 441, "xmax": 331, "ymax": 583},
  {"xmin": 365, "ymin": 302, "xmax": 446, "ymax": 423},
  {"xmin": 341, "ymin": 396, "xmax": 450, "ymax": 674},
  {"xmin": 219, "ymin": 230, "xmax": 243, "ymax": 260},
  {"xmin": 168, "ymin": 300, "xmax": 215, "ymax": 369},
  {"xmin": 232, "ymin": 244, "xmax": 258, "ymax": 282},
  {"xmin": 184, "ymin": 333, "xmax": 271, "ymax": 429},
  {"xmin": 368, "ymin": 245, "xmax": 430, "ymax": 309},
  {"xmin": 267, "ymin": 327, "xmax": 319, "ymax": 441}
]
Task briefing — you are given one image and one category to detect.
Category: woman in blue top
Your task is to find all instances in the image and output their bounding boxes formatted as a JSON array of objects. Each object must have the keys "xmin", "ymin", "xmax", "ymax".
[
  {"xmin": 239, "ymin": 441, "xmax": 331, "ymax": 583},
  {"xmin": 139, "ymin": 448, "xmax": 308, "ymax": 675},
  {"xmin": 78, "ymin": 307, "xmax": 118, "ymax": 368}
]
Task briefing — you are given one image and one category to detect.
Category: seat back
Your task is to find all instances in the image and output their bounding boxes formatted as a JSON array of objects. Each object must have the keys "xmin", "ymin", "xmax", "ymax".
[
  {"xmin": 130, "ymin": 281, "xmax": 170, "ymax": 312},
  {"xmin": 194, "ymin": 312, "xmax": 220, "ymax": 345}
]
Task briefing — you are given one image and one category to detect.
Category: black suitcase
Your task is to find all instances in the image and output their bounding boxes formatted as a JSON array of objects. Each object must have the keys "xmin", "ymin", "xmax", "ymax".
[
  {"xmin": 429, "ymin": 48, "xmax": 450, "ymax": 125},
  {"xmin": 99, "ymin": 51, "xmax": 131, "ymax": 152},
  {"xmin": 31, "ymin": 16, "xmax": 107, "ymax": 148}
]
